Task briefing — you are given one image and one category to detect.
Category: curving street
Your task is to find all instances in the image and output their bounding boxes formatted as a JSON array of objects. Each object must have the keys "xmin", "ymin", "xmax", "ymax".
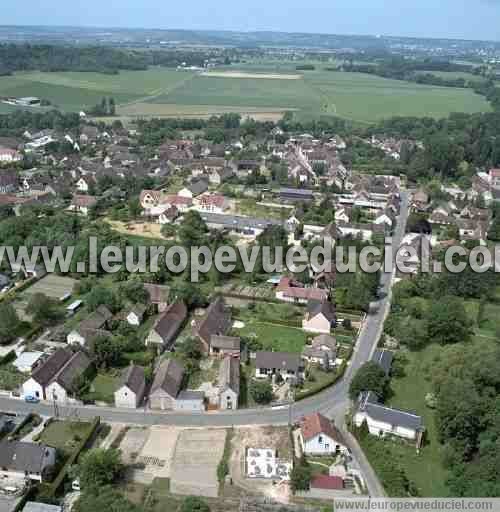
[{"xmin": 0, "ymin": 192, "xmax": 409, "ymax": 496}]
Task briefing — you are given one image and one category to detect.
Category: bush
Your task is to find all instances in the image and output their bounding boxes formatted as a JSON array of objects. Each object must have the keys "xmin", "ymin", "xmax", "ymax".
[{"xmin": 250, "ymin": 379, "xmax": 273, "ymax": 404}]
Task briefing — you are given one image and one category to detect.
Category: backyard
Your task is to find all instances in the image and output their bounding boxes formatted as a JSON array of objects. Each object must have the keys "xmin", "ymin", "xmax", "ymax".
[
  {"xmin": 359, "ymin": 344, "xmax": 450, "ymax": 497},
  {"xmin": 38, "ymin": 420, "xmax": 95, "ymax": 460}
]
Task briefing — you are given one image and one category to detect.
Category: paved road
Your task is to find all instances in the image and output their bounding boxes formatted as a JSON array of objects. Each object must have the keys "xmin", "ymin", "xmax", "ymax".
[{"xmin": 0, "ymin": 192, "xmax": 409, "ymax": 495}]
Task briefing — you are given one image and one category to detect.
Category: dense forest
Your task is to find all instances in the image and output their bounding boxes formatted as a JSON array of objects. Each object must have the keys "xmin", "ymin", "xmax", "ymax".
[{"xmin": 0, "ymin": 44, "xmax": 235, "ymax": 75}]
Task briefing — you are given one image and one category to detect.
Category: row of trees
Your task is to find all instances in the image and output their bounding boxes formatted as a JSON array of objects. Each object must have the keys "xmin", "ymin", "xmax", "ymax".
[{"xmin": 72, "ymin": 448, "xmax": 211, "ymax": 512}]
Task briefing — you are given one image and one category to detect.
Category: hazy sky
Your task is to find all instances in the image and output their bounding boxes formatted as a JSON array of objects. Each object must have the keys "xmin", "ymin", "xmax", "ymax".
[{"xmin": 3, "ymin": 0, "xmax": 500, "ymax": 41}]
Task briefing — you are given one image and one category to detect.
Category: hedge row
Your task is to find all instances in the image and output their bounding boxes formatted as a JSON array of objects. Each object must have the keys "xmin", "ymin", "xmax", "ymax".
[
  {"xmin": 46, "ymin": 416, "xmax": 101, "ymax": 497},
  {"xmin": 295, "ymin": 347, "xmax": 353, "ymax": 402},
  {"xmin": 0, "ymin": 277, "xmax": 38, "ymax": 305}
]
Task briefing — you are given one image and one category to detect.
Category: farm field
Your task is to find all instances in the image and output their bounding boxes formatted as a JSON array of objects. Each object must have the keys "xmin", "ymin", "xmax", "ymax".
[{"xmin": 0, "ymin": 65, "xmax": 491, "ymax": 123}]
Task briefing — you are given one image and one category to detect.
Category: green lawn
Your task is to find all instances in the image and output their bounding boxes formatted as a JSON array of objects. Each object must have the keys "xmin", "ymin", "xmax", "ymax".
[
  {"xmin": 90, "ymin": 372, "xmax": 122, "ymax": 403},
  {"xmin": 38, "ymin": 420, "xmax": 94, "ymax": 458},
  {"xmin": 237, "ymin": 321, "xmax": 307, "ymax": 353},
  {"xmin": 361, "ymin": 345, "xmax": 450, "ymax": 497}
]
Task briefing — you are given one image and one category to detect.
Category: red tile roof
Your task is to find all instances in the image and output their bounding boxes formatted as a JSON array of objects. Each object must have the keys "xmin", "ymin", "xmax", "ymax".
[{"xmin": 300, "ymin": 413, "xmax": 345, "ymax": 445}]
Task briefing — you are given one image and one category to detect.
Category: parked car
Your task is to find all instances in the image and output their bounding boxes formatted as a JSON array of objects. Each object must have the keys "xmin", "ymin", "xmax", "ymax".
[
  {"xmin": 72, "ymin": 479, "xmax": 81, "ymax": 491},
  {"xmin": 24, "ymin": 395, "xmax": 40, "ymax": 403}
]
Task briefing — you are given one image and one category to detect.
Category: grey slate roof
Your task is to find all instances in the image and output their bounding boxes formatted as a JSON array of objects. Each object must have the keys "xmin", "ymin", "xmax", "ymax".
[
  {"xmin": 195, "ymin": 297, "xmax": 232, "ymax": 347},
  {"xmin": 150, "ymin": 359, "xmax": 185, "ymax": 399},
  {"xmin": 210, "ymin": 335, "xmax": 241, "ymax": 351},
  {"xmin": 199, "ymin": 212, "xmax": 282, "ymax": 231},
  {"xmin": 255, "ymin": 351, "xmax": 302, "ymax": 373},
  {"xmin": 218, "ymin": 356, "xmax": 240, "ymax": 395},
  {"xmin": 31, "ymin": 348, "xmax": 73, "ymax": 387},
  {"xmin": 177, "ymin": 390, "xmax": 205, "ymax": 402},
  {"xmin": 358, "ymin": 391, "xmax": 424, "ymax": 432},
  {"xmin": 51, "ymin": 351, "xmax": 91, "ymax": 391},
  {"xmin": 120, "ymin": 364, "xmax": 145, "ymax": 395},
  {"xmin": 307, "ymin": 300, "xmax": 336, "ymax": 322},
  {"xmin": 371, "ymin": 349, "xmax": 394, "ymax": 376},
  {"xmin": 0, "ymin": 441, "xmax": 56, "ymax": 474},
  {"xmin": 151, "ymin": 302, "xmax": 188, "ymax": 347},
  {"xmin": 188, "ymin": 179, "xmax": 209, "ymax": 196}
]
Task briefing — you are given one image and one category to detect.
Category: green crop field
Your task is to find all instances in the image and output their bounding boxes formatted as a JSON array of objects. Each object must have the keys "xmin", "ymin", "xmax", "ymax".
[{"xmin": 0, "ymin": 65, "xmax": 491, "ymax": 123}]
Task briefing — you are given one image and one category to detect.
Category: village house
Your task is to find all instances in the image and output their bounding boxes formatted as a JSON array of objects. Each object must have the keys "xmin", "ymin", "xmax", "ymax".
[
  {"xmin": 45, "ymin": 351, "xmax": 92, "ymax": 405},
  {"xmin": 0, "ymin": 441, "xmax": 56, "ymax": 482},
  {"xmin": 114, "ymin": 364, "xmax": 146, "ymax": 409},
  {"xmin": 279, "ymin": 187, "xmax": 314, "ymax": 203},
  {"xmin": 158, "ymin": 205, "xmax": 179, "ymax": 225},
  {"xmin": 208, "ymin": 166, "xmax": 234, "ymax": 186},
  {"xmin": 149, "ymin": 358, "xmax": 185, "ymax": 410},
  {"xmin": 302, "ymin": 334, "xmax": 337, "ymax": 367},
  {"xmin": 67, "ymin": 305, "xmax": 113, "ymax": 346},
  {"xmin": 22, "ymin": 348, "xmax": 91, "ymax": 404},
  {"xmin": 196, "ymin": 193, "xmax": 229, "ymax": 214},
  {"xmin": 0, "ymin": 170, "xmax": 18, "ymax": 194},
  {"xmin": 210, "ymin": 335, "xmax": 241, "ymax": 358},
  {"xmin": 174, "ymin": 390, "xmax": 205, "ymax": 412},
  {"xmin": 144, "ymin": 283, "xmax": 170, "ymax": 313},
  {"xmin": 353, "ymin": 391, "xmax": 425, "ymax": 446},
  {"xmin": 410, "ymin": 189, "xmax": 430, "ymax": 213},
  {"xmin": 200, "ymin": 212, "xmax": 281, "ymax": 237},
  {"xmin": 76, "ymin": 174, "xmax": 97, "ymax": 193},
  {"xmin": 192, "ymin": 296, "xmax": 232, "ymax": 353},
  {"xmin": 178, "ymin": 179, "xmax": 209, "ymax": 199},
  {"xmin": 275, "ymin": 277, "xmax": 329, "ymax": 305},
  {"xmin": 218, "ymin": 356, "xmax": 240, "ymax": 410},
  {"xmin": 0, "ymin": 146, "xmax": 22, "ymax": 163},
  {"xmin": 299, "ymin": 413, "xmax": 349, "ymax": 456},
  {"xmin": 126, "ymin": 304, "xmax": 147, "ymax": 326},
  {"xmin": 69, "ymin": 194, "xmax": 98, "ymax": 216},
  {"xmin": 145, "ymin": 302, "xmax": 188, "ymax": 353},
  {"xmin": 302, "ymin": 300, "xmax": 336, "ymax": 334},
  {"xmin": 255, "ymin": 351, "xmax": 305, "ymax": 382}
]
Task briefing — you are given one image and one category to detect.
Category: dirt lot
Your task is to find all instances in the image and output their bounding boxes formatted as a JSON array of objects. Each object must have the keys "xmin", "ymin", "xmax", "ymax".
[
  {"xmin": 138, "ymin": 426, "xmax": 181, "ymax": 479},
  {"xmin": 229, "ymin": 426, "xmax": 293, "ymax": 503},
  {"xmin": 120, "ymin": 427, "xmax": 150, "ymax": 464},
  {"xmin": 170, "ymin": 429, "xmax": 227, "ymax": 498},
  {"xmin": 106, "ymin": 219, "xmax": 165, "ymax": 240}
]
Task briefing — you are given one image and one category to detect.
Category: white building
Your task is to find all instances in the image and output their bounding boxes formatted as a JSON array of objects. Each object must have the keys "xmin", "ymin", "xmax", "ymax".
[
  {"xmin": 114, "ymin": 364, "xmax": 146, "ymax": 409},
  {"xmin": 353, "ymin": 391, "xmax": 424, "ymax": 443},
  {"xmin": 299, "ymin": 413, "xmax": 349, "ymax": 456}
]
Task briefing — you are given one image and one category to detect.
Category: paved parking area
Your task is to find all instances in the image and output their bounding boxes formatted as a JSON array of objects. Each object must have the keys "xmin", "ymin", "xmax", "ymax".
[{"xmin": 170, "ymin": 429, "xmax": 227, "ymax": 498}]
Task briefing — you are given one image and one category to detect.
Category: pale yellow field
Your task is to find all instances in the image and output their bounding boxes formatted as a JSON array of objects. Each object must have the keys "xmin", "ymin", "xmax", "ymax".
[
  {"xmin": 200, "ymin": 70, "xmax": 303, "ymax": 80},
  {"xmin": 117, "ymin": 101, "xmax": 291, "ymax": 120}
]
